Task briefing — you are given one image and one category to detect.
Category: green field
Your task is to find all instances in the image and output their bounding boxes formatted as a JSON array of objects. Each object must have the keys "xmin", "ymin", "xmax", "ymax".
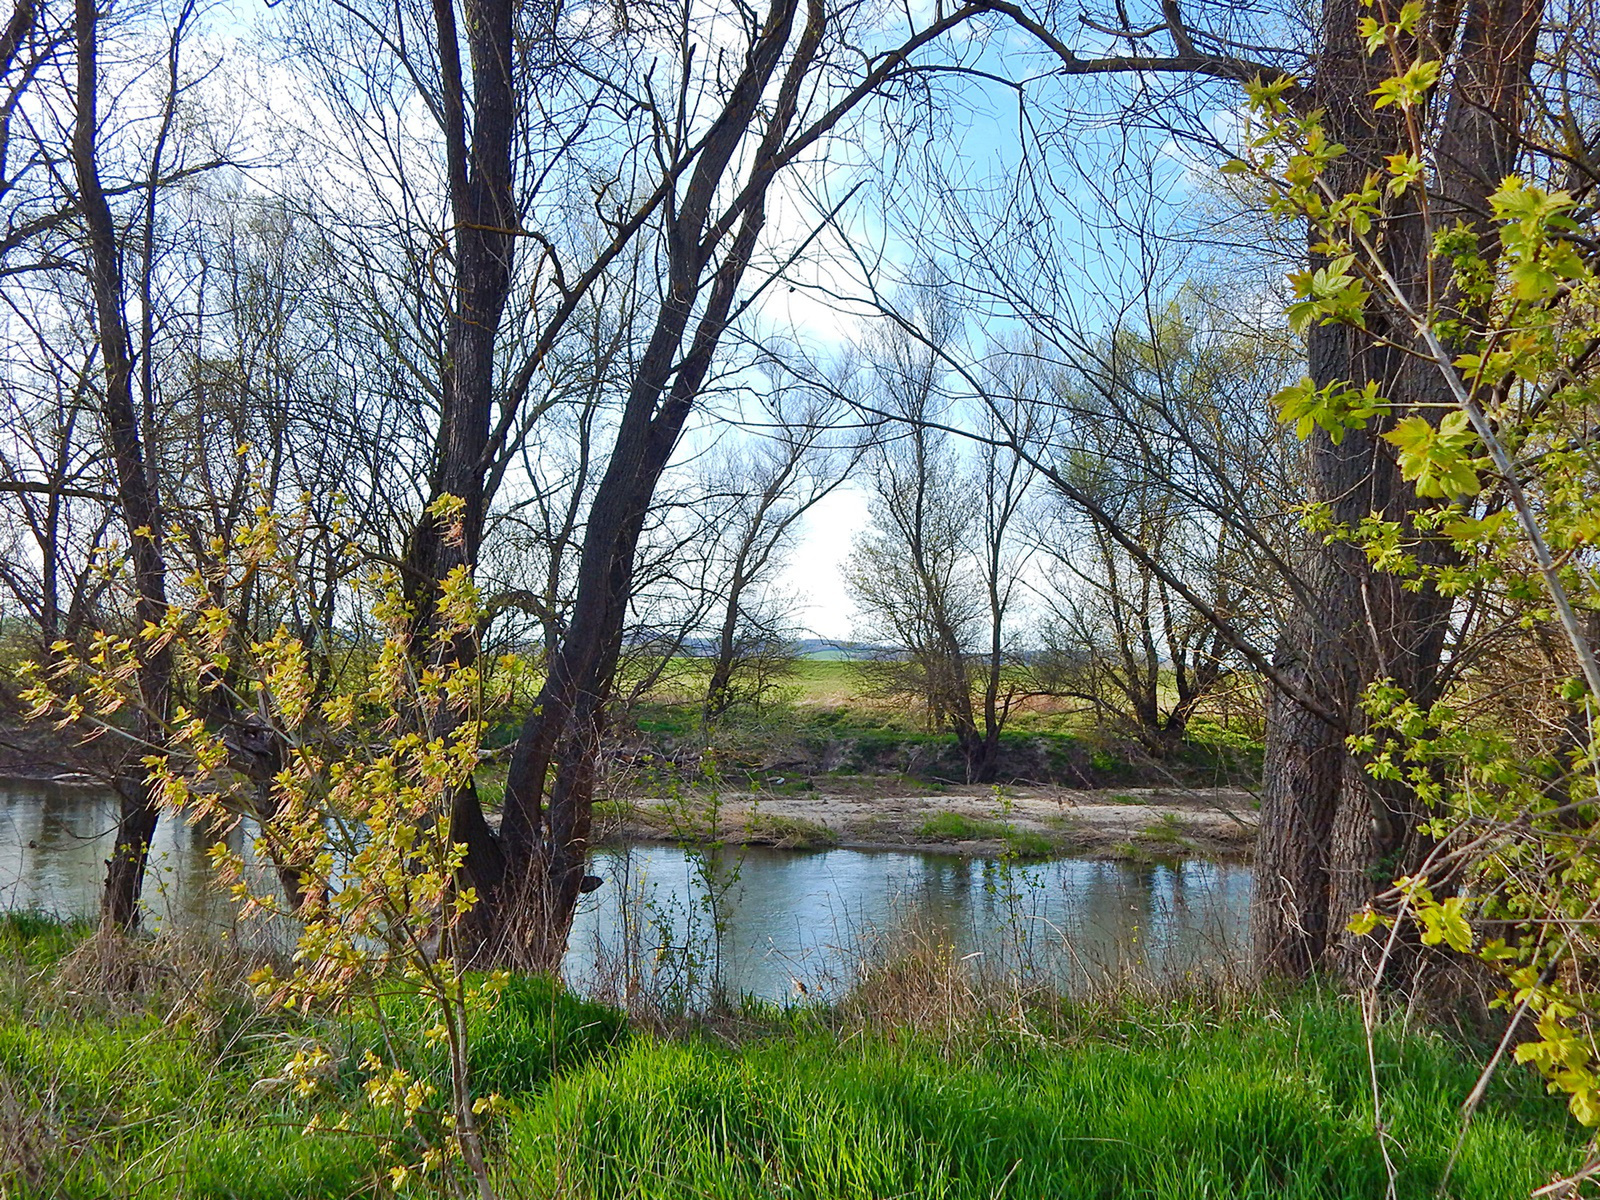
[{"xmin": 605, "ymin": 654, "xmax": 1260, "ymax": 790}]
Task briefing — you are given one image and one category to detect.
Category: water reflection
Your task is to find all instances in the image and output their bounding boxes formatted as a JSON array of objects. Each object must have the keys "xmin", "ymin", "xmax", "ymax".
[
  {"xmin": 0, "ymin": 778, "xmax": 279, "ymax": 937},
  {"xmin": 566, "ymin": 843, "xmax": 1251, "ymax": 1000},
  {"xmin": 1, "ymin": 782, "xmax": 1251, "ymax": 1000}
]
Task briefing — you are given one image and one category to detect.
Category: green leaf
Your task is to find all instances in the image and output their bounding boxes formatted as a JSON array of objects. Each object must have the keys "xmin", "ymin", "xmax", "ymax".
[
  {"xmin": 1383, "ymin": 410, "xmax": 1482, "ymax": 498},
  {"xmin": 1371, "ymin": 58, "xmax": 1441, "ymax": 109},
  {"xmin": 1347, "ymin": 908, "xmax": 1383, "ymax": 936},
  {"xmin": 1272, "ymin": 378, "xmax": 1385, "ymax": 444}
]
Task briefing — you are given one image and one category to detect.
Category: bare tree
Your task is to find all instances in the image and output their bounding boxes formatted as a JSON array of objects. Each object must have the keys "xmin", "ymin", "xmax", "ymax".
[
  {"xmin": 247, "ymin": 0, "xmax": 1021, "ymax": 965},
  {"xmin": 487, "ymin": 0, "xmax": 1013, "ymax": 966},
  {"xmin": 69, "ymin": 0, "xmax": 177, "ymax": 929},
  {"xmin": 1028, "ymin": 292, "xmax": 1292, "ymax": 749},
  {"xmin": 831, "ymin": 0, "xmax": 1555, "ymax": 978},
  {"xmin": 700, "ymin": 387, "xmax": 865, "ymax": 722},
  {"xmin": 846, "ymin": 314, "xmax": 1033, "ymax": 783}
]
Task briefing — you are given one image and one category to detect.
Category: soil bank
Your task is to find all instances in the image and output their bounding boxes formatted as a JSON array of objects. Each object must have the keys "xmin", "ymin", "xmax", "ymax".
[{"xmin": 591, "ymin": 781, "xmax": 1258, "ymax": 861}]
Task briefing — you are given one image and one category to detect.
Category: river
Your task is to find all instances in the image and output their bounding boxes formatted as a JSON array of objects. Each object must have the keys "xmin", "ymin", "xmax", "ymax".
[{"xmin": 0, "ymin": 777, "xmax": 1252, "ymax": 1001}]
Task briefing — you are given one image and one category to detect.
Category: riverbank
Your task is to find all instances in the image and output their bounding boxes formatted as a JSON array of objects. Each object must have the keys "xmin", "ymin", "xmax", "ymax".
[
  {"xmin": 1, "ymin": 716, "xmax": 1261, "ymax": 865},
  {"xmin": 586, "ymin": 782, "xmax": 1258, "ymax": 861},
  {"xmin": 0, "ymin": 915, "xmax": 1583, "ymax": 1199}
]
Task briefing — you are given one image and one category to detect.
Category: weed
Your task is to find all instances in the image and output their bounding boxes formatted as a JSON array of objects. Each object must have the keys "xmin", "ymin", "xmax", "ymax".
[
  {"xmin": 590, "ymin": 798, "xmax": 641, "ymax": 831},
  {"xmin": 1000, "ymin": 829, "xmax": 1054, "ymax": 859},
  {"xmin": 745, "ymin": 814, "xmax": 839, "ymax": 850},
  {"xmin": 918, "ymin": 812, "xmax": 1006, "ymax": 841},
  {"xmin": 917, "ymin": 813, "xmax": 1056, "ymax": 860},
  {"xmin": 1139, "ymin": 812, "xmax": 1194, "ymax": 852},
  {"xmin": 1, "ymin": 918, "xmax": 1592, "ymax": 1200}
]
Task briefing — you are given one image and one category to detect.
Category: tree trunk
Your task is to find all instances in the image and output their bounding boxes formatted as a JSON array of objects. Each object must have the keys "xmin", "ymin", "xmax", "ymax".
[
  {"xmin": 485, "ymin": 0, "xmax": 819, "ymax": 968},
  {"xmin": 400, "ymin": 0, "xmax": 517, "ymax": 635},
  {"xmin": 703, "ymin": 571, "xmax": 748, "ymax": 722},
  {"xmin": 73, "ymin": 0, "xmax": 172, "ymax": 933},
  {"xmin": 1253, "ymin": 0, "xmax": 1541, "ymax": 981}
]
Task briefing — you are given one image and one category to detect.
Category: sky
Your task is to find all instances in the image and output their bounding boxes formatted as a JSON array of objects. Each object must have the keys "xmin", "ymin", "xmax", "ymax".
[{"xmin": 775, "ymin": 486, "xmax": 872, "ymax": 641}]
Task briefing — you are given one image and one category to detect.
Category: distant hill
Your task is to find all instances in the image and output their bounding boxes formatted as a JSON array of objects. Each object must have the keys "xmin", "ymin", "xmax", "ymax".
[
  {"xmin": 651, "ymin": 636, "xmax": 884, "ymax": 661},
  {"xmin": 792, "ymin": 638, "xmax": 881, "ymax": 661}
]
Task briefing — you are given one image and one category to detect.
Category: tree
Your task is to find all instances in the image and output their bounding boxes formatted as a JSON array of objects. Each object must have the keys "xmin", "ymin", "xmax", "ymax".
[
  {"xmin": 1036, "ymin": 492, "xmax": 1245, "ymax": 751},
  {"xmin": 419, "ymin": 0, "xmax": 1010, "ymax": 966},
  {"xmin": 699, "ymin": 387, "xmax": 864, "ymax": 722},
  {"xmin": 0, "ymin": 331, "xmax": 118, "ymax": 658},
  {"xmin": 67, "ymin": 0, "xmax": 191, "ymax": 929},
  {"xmin": 848, "ymin": 0, "xmax": 1552, "ymax": 980},
  {"xmin": 846, "ymin": 318, "xmax": 1033, "ymax": 783},
  {"xmin": 1235, "ymin": 20, "xmax": 1600, "ymax": 1147},
  {"xmin": 1029, "ymin": 295, "xmax": 1292, "ymax": 749}
]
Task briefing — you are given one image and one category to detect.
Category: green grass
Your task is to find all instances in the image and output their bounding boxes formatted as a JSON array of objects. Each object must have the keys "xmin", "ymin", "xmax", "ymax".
[
  {"xmin": 0, "ymin": 986, "xmax": 387, "ymax": 1197},
  {"xmin": 607, "ymin": 657, "xmax": 1260, "ymax": 790},
  {"xmin": 505, "ymin": 995, "xmax": 1585, "ymax": 1199},
  {"xmin": 2, "ymin": 916, "xmax": 1590, "ymax": 1200},
  {"xmin": 0, "ymin": 909, "xmax": 89, "ymax": 966},
  {"xmin": 744, "ymin": 814, "xmax": 839, "ymax": 849},
  {"xmin": 0, "ymin": 916, "xmax": 626, "ymax": 1199},
  {"xmin": 999, "ymin": 828, "xmax": 1056, "ymax": 858},
  {"xmin": 918, "ymin": 811, "xmax": 1009, "ymax": 841},
  {"xmin": 350, "ymin": 973, "xmax": 629, "ymax": 1099},
  {"xmin": 917, "ymin": 813, "xmax": 1058, "ymax": 859},
  {"xmin": 1141, "ymin": 812, "xmax": 1193, "ymax": 846}
]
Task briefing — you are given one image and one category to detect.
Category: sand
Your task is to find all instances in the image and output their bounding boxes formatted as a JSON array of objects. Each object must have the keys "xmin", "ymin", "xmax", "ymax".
[{"xmin": 593, "ymin": 782, "xmax": 1258, "ymax": 860}]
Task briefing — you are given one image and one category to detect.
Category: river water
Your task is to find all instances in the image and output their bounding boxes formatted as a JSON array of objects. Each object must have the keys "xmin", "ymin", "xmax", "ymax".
[{"xmin": 1, "ymin": 778, "xmax": 1252, "ymax": 1001}]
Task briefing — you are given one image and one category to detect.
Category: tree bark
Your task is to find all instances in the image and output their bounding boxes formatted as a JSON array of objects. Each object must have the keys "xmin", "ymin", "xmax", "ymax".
[
  {"xmin": 73, "ymin": 0, "xmax": 173, "ymax": 932},
  {"xmin": 1253, "ymin": 0, "xmax": 1542, "ymax": 980},
  {"xmin": 400, "ymin": 0, "xmax": 518, "ymax": 635}
]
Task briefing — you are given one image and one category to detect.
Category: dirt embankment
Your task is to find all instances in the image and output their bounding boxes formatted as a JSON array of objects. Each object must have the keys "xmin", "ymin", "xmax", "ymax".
[
  {"xmin": 0, "ymin": 723, "xmax": 120, "ymax": 784},
  {"xmin": 593, "ymin": 782, "xmax": 1258, "ymax": 862}
]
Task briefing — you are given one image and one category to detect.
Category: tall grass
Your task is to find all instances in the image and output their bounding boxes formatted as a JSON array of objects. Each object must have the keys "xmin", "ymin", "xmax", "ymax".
[
  {"xmin": 0, "ymin": 913, "xmax": 1591, "ymax": 1200},
  {"xmin": 0, "ymin": 917, "xmax": 624, "ymax": 1198},
  {"xmin": 506, "ymin": 998, "xmax": 1581, "ymax": 1199}
]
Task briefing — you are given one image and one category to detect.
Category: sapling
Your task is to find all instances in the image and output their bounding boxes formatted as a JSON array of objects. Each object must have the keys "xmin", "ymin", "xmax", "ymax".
[{"xmin": 24, "ymin": 493, "xmax": 517, "ymax": 1198}]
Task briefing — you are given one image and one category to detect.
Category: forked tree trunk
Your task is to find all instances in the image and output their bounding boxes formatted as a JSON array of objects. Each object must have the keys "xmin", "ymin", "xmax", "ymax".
[
  {"xmin": 399, "ymin": 0, "xmax": 517, "ymax": 638},
  {"xmin": 483, "ymin": 0, "xmax": 823, "ymax": 969}
]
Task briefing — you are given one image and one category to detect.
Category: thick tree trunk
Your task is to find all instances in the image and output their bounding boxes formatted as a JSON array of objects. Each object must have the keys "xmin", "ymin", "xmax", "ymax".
[
  {"xmin": 494, "ymin": 225, "xmax": 770, "ymax": 966},
  {"xmin": 1253, "ymin": 0, "xmax": 1541, "ymax": 981},
  {"xmin": 958, "ymin": 724, "xmax": 1002, "ymax": 785},
  {"xmin": 383, "ymin": 0, "xmax": 520, "ymax": 927},
  {"xmin": 401, "ymin": 0, "xmax": 517, "ymax": 631}
]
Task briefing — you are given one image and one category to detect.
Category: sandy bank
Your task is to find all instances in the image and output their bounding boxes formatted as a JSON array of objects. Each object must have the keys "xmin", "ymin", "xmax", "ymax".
[{"xmin": 592, "ymin": 783, "xmax": 1258, "ymax": 861}]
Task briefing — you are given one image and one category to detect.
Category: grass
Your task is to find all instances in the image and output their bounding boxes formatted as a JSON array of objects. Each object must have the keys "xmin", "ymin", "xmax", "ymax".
[
  {"xmin": 744, "ymin": 814, "xmax": 839, "ymax": 849},
  {"xmin": 917, "ymin": 811, "xmax": 1009, "ymax": 841},
  {"xmin": 505, "ymin": 995, "xmax": 1586, "ymax": 1200},
  {"xmin": 999, "ymin": 828, "xmax": 1056, "ymax": 858},
  {"xmin": 0, "ymin": 917, "xmax": 625, "ymax": 1199},
  {"xmin": 2, "ymin": 915, "xmax": 1590, "ymax": 1199},
  {"xmin": 1140, "ymin": 812, "xmax": 1194, "ymax": 847},
  {"xmin": 917, "ymin": 812, "xmax": 1058, "ymax": 859}
]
